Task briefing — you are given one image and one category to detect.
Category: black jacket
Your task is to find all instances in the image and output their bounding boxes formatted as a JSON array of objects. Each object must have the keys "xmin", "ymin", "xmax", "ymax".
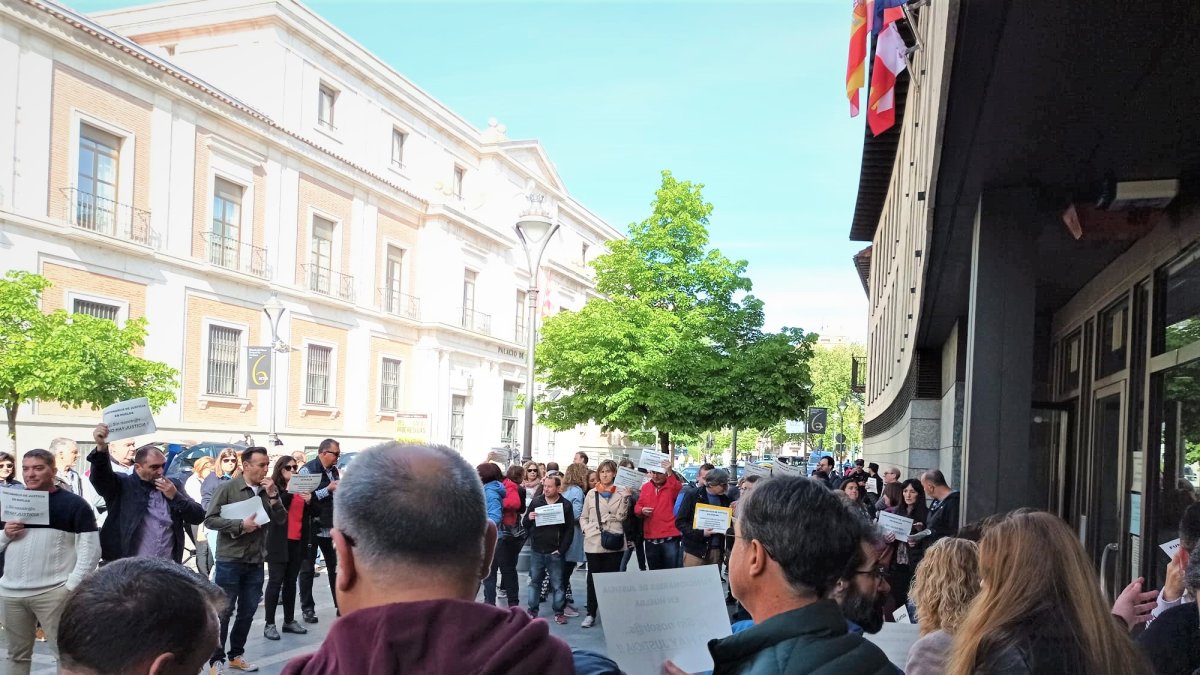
[
  {"xmin": 676, "ymin": 487, "xmax": 732, "ymax": 558},
  {"xmin": 266, "ymin": 491, "xmax": 310, "ymax": 563},
  {"xmin": 1137, "ymin": 602, "xmax": 1200, "ymax": 675},
  {"xmin": 301, "ymin": 458, "xmax": 340, "ymax": 531},
  {"xmin": 87, "ymin": 448, "xmax": 206, "ymax": 563},
  {"xmin": 523, "ymin": 494, "xmax": 574, "ymax": 555},
  {"xmin": 926, "ymin": 490, "xmax": 961, "ymax": 545}
]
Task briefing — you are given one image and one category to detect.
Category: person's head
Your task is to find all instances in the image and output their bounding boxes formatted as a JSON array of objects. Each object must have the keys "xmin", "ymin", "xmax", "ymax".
[
  {"xmin": 574, "ymin": 451, "xmax": 588, "ymax": 466},
  {"xmin": 538, "ymin": 462, "xmax": 546, "ymax": 474},
  {"xmin": 729, "ymin": 476, "xmax": 864, "ymax": 617},
  {"xmin": 57, "ymin": 557, "xmax": 226, "ymax": 675},
  {"xmin": 948, "ymin": 511, "xmax": 1149, "ymax": 675},
  {"xmin": 840, "ymin": 480, "xmax": 861, "ymax": 501},
  {"xmin": 476, "ymin": 462, "xmax": 502, "ymax": 484},
  {"xmin": 855, "ymin": 459, "xmax": 864, "ymax": 468},
  {"xmin": 133, "ymin": 445, "xmax": 167, "ymax": 483},
  {"xmin": 523, "ymin": 462, "xmax": 541, "ymax": 482},
  {"xmin": 22, "ymin": 449, "xmax": 56, "ymax": 491},
  {"xmin": 239, "ymin": 447, "xmax": 270, "ymax": 485},
  {"xmin": 0, "ymin": 451, "xmax": 16, "ymax": 481},
  {"xmin": 704, "ymin": 468, "xmax": 730, "ymax": 496},
  {"xmin": 922, "ymin": 469, "xmax": 949, "ymax": 497},
  {"xmin": 596, "ymin": 459, "xmax": 617, "ymax": 487},
  {"xmin": 868, "ymin": 462, "xmax": 879, "ymax": 476},
  {"xmin": 831, "ymin": 531, "xmax": 891, "ymax": 633},
  {"xmin": 818, "ymin": 456, "xmax": 835, "ymax": 473},
  {"xmin": 698, "ymin": 462, "xmax": 715, "ymax": 486},
  {"xmin": 333, "ymin": 443, "xmax": 495, "ymax": 612},
  {"xmin": 1175, "ymin": 503, "xmax": 1200, "ymax": 571},
  {"xmin": 900, "ymin": 478, "xmax": 927, "ymax": 517},
  {"xmin": 546, "ymin": 461, "xmax": 560, "ymax": 472},
  {"xmin": 216, "ymin": 448, "xmax": 239, "ymax": 477},
  {"xmin": 586, "ymin": 470, "xmax": 598, "ymax": 489},
  {"xmin": 505, "ymin": 464, "xmax": 525, "ymax": 484},
  {"xmin": 883, "ymin": 466, "xmax": 901, "ymax": 484},
  {"xmin": 1185, "ymin": 542, "xmax": 1200, "ymax": 596},
  {"xmin": 50, "ymin": 437, "xmax": 79, "ymax": 471},
  {"xmin": 881, "ymin": 482, "xmax": 904, "ymax": 510},
  {"xmin": 317, "ymin": 439, "xmax": 341, "ymax": 469},
  {"xmin": 111, "ymin": 437, "xmax": 137, "ymax": 467},
  {"xmin": 272, "ymin": 455, "xmax": 299, "ymax": 492},
  {"xmin": 909, "ymin": 537, "xmax": 980, "ymax": 636},
  {"xmin": 618, "ymin": 458, "xmax": 635, "ymax": 471},
  {"xmin": 542, "ymin": 475, "xmax": 562, "ymax": 500},
  {"xmin": 738, "ymin": 474, "xmax": 762, "ymax": 501},
  {"xmin": 192, "ymin": 456, "xmax": 215, "ymax": 480},
  {"xmin": 563, "ymin": 463, "xmax": 588, "ymax": 491},
  {"xmin": 291, "ymin": 450, "xmax": 306, "ymax": 465}
]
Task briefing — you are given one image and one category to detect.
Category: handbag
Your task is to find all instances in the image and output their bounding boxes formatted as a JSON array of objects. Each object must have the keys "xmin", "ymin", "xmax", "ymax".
[{"xmin": 595, "ymin": 491, "xmax": 625, "ymax": 551}]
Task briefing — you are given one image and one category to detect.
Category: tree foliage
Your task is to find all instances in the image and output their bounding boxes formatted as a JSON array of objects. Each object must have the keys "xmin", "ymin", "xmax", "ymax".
[
  {"xmin": 1, "ymin": 271, "xmax": 179, "ymax": 447},
  {"xmin": 536, "ymin": 170, "xmax": 816, "ymax": 451},
  {"xmin": 766, "ymin": 343, "xmax": 865, "ymax": 452}
]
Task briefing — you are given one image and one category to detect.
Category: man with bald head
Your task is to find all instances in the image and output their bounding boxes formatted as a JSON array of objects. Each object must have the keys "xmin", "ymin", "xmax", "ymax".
[{"xmin": 282, "ymin": 443, "xmax": 574, "ymax": 674}]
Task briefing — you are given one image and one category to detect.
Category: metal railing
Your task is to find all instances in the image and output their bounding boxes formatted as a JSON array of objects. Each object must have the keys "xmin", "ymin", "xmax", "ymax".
[
  {"xmin": 199, "ymin": 232, "xmax": 269, "ymax": 278},
  {"xmin": 61, "ymin": 187, "xmax": 157, "ymax": 248},
  {"xmin": 301, "ymin": 264, "xmax": 355, "ymax": 302},
  {"xmin": 459, "ymin": 308, "xmax": 492, "ymax": 335},
  {"xmin": 379, "ymin": 287, "xmax": 421, "ymax": 320}
]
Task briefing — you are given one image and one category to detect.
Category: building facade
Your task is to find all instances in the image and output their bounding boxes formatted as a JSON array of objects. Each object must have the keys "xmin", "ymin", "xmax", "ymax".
[{"xmin": 0, "ymin": 0, "xmax": 623, "ymax": 464}]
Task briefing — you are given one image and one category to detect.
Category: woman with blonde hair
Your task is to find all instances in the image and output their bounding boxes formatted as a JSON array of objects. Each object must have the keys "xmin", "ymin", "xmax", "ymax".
[
  {"xmin": 905, "ymin": 537, "xmax": 980, "ymax": 675},
  {"xmin": 948, "ymin": 510, "xmax": 1150, "ymax": 675}
]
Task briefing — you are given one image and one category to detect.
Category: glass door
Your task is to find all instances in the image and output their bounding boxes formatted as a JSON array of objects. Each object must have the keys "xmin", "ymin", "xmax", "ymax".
[{"xmin": 1090, "ymin": 382, "xmax": 1126, "ymax": 602}]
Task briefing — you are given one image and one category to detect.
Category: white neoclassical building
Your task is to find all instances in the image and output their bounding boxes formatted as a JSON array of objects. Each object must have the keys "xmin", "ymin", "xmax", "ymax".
[{"xmin": 0, "ymin": 0, "xmax": 624, "ymax": 463}]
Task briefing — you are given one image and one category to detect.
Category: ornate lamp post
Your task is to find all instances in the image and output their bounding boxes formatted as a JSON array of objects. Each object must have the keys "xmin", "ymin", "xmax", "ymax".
[
  {"xmin": 262, "ymin": 294, "xmax": 289, "ymax": 445},
  {"xmin": 514, "ymin": 194, "xmax": 560, "ymax": 463}
]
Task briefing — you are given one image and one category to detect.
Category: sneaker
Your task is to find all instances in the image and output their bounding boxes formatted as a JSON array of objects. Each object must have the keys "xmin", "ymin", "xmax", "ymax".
[
  {"xmin": 555, "ymin": 614, "xmax": 568, "ymax": 625},
  {"xmin": 302, "ymin": 610, "xmax": 319, "ymax": 624},
  {"xmin": 263, "ymin": 624, "xmax": 280, "ymax": 641},
  {"xmin": 498, "ymin": 588, "xmax": 507, "ymax": 598},
  {"xmin": 282, "ymin": 620, "xmax": 308, "ymax": 635},
  {"xmin": 228, "ymin": 656, "xmax": 258, "ymax": 672},
  {"xmin": 35, "ymin": 627, "xmax": 45, "ymax": 642},
  {"xmin": 562, "ymin": 606, "xmax": 580, "ymax": 618},
  {"xmin": 581, "ymin": 615, "xmax": 595, "ymax": 628},
  {"xmin": 208, "ymin": 660, "xmax": 227, "ymax": 675}
]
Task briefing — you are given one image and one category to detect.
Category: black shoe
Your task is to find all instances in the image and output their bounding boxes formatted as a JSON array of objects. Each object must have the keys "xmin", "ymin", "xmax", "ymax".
[
  {"xmin": 302, "ymin": 610, "xmax": 318, "ymax": 624},
  {"xmin": 282, "ymin": 620, "xmax": 308, "ymax": 635}
]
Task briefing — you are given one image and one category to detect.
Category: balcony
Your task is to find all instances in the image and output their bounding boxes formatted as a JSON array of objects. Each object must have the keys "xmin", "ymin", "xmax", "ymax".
[
  {"xmin": 379, "ymin": 287, "xmax": 421, "ymax": 320},
  {"xmin": 459, "ymin": 308, "xmax": 492, "ymax": 335},
  {"xmin": 61, "ymin": 187, "xmax": 157, "ymax": 248},
  {"xmin": 851, "ymin": 355, "xmax": 868, "ymax": 394},
  {"xmin": 199, "ymin": 232, "xmax": 269, "ymax": 278},
  {"xmin": 301, "ymin": 264, "xmax": 355, "ymax": 302}
]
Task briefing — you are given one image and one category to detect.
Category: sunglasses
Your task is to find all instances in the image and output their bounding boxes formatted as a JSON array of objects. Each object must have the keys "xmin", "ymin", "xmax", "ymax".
[
  {"xmin": 0, "ymin": 463, "xmax": 13, "ymax": 469},
  {"xmin": 222, "ymin": 458, "xmax": 237, "ymax": 463},
  {"xmin": 284, "ymin": 465, "xmax": 298, "ymax": 471}
]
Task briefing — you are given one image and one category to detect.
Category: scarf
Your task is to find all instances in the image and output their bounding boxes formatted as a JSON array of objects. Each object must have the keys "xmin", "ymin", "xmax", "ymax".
[{"xmin": 596, "ymin": 483, "xmax": 616, "ymax": 496}]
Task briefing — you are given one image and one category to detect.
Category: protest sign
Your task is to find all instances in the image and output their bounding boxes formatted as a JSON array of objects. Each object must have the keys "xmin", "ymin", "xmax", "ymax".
[
  {"xmin": 219, "ymin": 496, "xmax": 269, "ymax": 526},
  {"xmin": 287, "ymin": 474, "xmax": 323, "ymax": 493},
  {"xmin": 595, "ymin": 566, "xmax": 732, "ymax": 675},
  {"xmin": 638, "ymin": 449, "xmax": 670, "ymax": 473},
  {"xmin": 1161, "ymin": 538, "xmax": 1182, "ymax": 558},
  {"xmin": 615, "ymin": 466, "xmax": 645, "ymax": 491},
  {"xmin": 893, "ymin": 605, "xmax": 912, "ymax": 624},
  {"xmin": 877, "ymin": 511, "xmax": 915, "ymax": 543},
  {"xmin": 743, "ymin": 463, "xmax": 771, "ymax": 479},
  {"xmin": 535, "ymin": 504, "xmax": 566, "ymax": 526},
  {"xmin": 102, "ymin": 397, "xmax": 156, "ymax": 442},
  {"xmin": 1, "ymin": 490, "xmax": 50, "ymax": 526},
  {"xmin": 771, "ymin": 461, "xmax": 801, "ymax": 477},
  {"xmin": 693, "ymin": 504, "xmax": 732, "ymax": 532}
]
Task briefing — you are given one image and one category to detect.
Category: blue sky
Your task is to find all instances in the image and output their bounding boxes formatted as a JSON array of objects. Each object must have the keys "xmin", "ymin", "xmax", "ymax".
[{"xmin": 75, "ymin": 0, "xmax": 869, "ymax": 342}]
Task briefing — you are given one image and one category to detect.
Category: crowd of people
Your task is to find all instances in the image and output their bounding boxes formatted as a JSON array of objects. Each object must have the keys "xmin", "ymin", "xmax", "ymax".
[{"xmin": 1, "ymin": 432, "xmax": 1196, "ymax": 674}]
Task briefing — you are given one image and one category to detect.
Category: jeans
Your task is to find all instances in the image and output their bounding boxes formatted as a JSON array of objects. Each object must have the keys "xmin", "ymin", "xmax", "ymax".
[
  {"xmin": 212, "ymin": 561, "xmax": 265, "ymax": 662},
  {"xmin": 195, "ymin": 526, "xmax": 213, "ymax": 578},
  {"xmin": 644, "ymin": 538, "xmax": 682, "ymax": 570},
  {"xmin": 584, "ymin": 551, "xmax": 624, "ymax": 618},
  {"xmin": 620, "ymin": 540, "xmax": 647, "ymax": 571},
  {"xmin": 299, "ymin": 535, "xmax": 338, "ymax": 614},
  {"xmin": 265, "ymin": 539, "xmax": 303, "ymax": 625},
  {"xmin": 527, "ymin": 551, "xmax": 566, "ymax": 614},
  {"xmin": 2, "ymin": 585, "xmax": 70, "ymax": 675},
  {"xmin": 483, "ymin": 535, "xmax": 524, "ymax": 606}
]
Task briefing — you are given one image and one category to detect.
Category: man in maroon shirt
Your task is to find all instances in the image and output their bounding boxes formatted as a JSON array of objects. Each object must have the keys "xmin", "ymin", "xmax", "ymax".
[{"xmin": 635, "ymin": 458, "xmax": 683, "ymax": 569}]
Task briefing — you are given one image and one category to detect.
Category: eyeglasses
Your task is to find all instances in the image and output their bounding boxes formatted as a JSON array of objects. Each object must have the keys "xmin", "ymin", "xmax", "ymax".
[
  {"xmin": 854, "ymin": 566, "xmax": 887, "ymax": 581},
  {"xmin": 284, "ymin": 465, "xmax": 298, "ymax": 471}
]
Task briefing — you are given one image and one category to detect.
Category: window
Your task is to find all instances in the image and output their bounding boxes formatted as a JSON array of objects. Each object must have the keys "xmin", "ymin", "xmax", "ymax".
[
  {"xmin": 391, "ymin": 129, "xmax": 406, "ymax": 169},
  {"xmin": 515, "ymin": 290, "xmax": 528, "ymax": 343},
  {"xmin": 501, "ymin": 382, "xmax": 520, "ymax": 444},
  {"xmin": 452, "ymin": 166, "xmax": 464, "ymax": 200},
  {"xmin": 450, "ymin": 394, "xmax": 466, "ymax": 452},
  {"xmin": 77, "ymin": 124, "xmax": 121, "ymax": 234},
  {"xmin": 1059, "ymin": 329, "xmax": 1082, "ymax": 394},
  {"xmin": 206, "ymin": 325, "xmax": 241, "ymax": 396},
  {"xmin": 1097, "ymin": 296, "xmax": 1129, "ymax": 378},
  {"xmin": 310, "ymin": 216, "xmax": 335, "ymax": 294},
  {"xmin": 72, "ymin": 298, "xmax": 120, "ymax": 322},
  {"xmin": 581, "ymin": 241, "xmax": 590, "ymax": 265},
  {"xmin": 461, "ymin": 270, "xmax": 478, "ymax": 330},
  {"xmin": 380, "ymin": 358, "xmax": 401, "ymax": 412},
  {"xmin": 384, "ymin": 245, "xmax": 405, "ymax": 313},
  {"xmin": 210, "ymin": 178, "xmax": 243, "ymax": 269},
  {"xmin": 305, "ymin": 345, "xmax": 332, "ymax": 405},
  {"xmin": 318, "ymin": 84, "xmax": 337, "ymax": 129},
  {"xmin": 1157, "ymin": 248, "xmax": 1200, "ymax": 354}
]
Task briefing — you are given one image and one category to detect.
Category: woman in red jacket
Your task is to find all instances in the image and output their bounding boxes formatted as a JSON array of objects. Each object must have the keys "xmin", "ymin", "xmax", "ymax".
[{"xmin": 482, "ymin": 464, "xmax": 527, "ymax": 607}]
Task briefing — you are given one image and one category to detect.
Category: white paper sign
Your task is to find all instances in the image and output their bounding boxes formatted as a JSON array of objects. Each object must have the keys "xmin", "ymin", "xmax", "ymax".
[
  {"xmin": 693, "ymin": 504, "xmax": 732, "ymax": 531},
  {"xmin": 638, "ymin": 449, "xmax": 670, "ymax": 473},
  {"xmin": 287, "ymin": 474, "xmax": 323, "ymax": 493},
  {"xmin": 594, "ymin": 566, "xmax": 732, "ymax": 675},
  {"xmin": 102, "ymin": 397, "xmax": 157, "ymax": 442},
  {"xmin": 614, "ymin": 466, "xmax": 645, "ymax": 491},
  {"xmin": 219, "ymin": 495, "xmax": 269, "ymax": 527},
  {"xmin": 535, "ymin": 504, "xmax": 566, "ymax": 526},
  {"xmin": 893, "ymin": 605, "xmax": 912, "ymax": 624},
  {"xmin": 1, "ymin": 490, "xmax": 50, "ymax": 526},
  {"xmin": 743, "ymin": 463, "xmax": 771, "ymax": 479},
  {"xmin": 1161, "ymin": 538, "xmax": 1182, "ymax": 558},
  {"xmin": 877, "ymin": 511, "xmax": 915, "ymax": 543},
  {"xmin": 772, "ymin": 461, "xmax": 801, "ymax": 477},
  {"xmin": 865, "ymin": 478, "xmax": 879, "ymax": 493}
]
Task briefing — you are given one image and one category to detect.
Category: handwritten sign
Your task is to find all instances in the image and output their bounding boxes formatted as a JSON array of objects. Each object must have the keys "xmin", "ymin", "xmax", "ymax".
[
  {"xmin": 1161, "ymin": 538, "xmax": 1182, "ymax": 558},
  {"xmin": 743, "ymin": 463, "xmax": 771, "ymax": 479},
  {"xmin": 638, "ymin": 449, "xmax": 670, "ymax": 473},
  {"xmin": 693, "ymin": 504, "xmax": 732, "ymax": 531},
  {"xmin": 615, "ymin": 466, "xmax": 645, "ymax": 491},
  {"xmin": 1, "ymin": 490, "xmax": 50, "ymax": 526},
  {"xmin": 772, "ymin": 461, "xmax": 801, "ymax": 477},
  {"xmin": 535, "ymin": 504, "xmax": 566, "ymax": 526},
  {"xmin": 893, "ymin": 604, "xmax": 912, "ymax": 624},
  {"xmin": 287, "ymin": 474, "xmax": 323, "ymax": 493},
  {"xmin": 102, "ymin": 397, "xmax": 156, "ymax": 442},
  {"xmin": 219, "ymin": 495, "xmax": 268, "ymax": 527},
  {"xmin": 877, "ymin": 511, "xmax": 915, "ymax": 543},
  {"xmin": 594, "ymin": 566, "xmax": 732, "ymax": 675}
]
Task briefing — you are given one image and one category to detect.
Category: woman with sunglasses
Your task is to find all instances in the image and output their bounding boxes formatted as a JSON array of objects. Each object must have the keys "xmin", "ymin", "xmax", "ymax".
[
  {"xmin": 0, "ymin": 451, "xmax": 21, "ymax": 488},
  {"xmin": 263, "ymin": 455, "xmax": 311, "ymax": 641},
  {"xmin": 522, "ymin": 462, "xmax": 543, "ymax": 500}
]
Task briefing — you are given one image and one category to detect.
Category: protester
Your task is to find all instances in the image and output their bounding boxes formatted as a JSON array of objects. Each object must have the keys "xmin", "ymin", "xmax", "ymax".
[
  {"xmin": 1138, "ymin": 542, "xmax": 1200, "ymax": 675},
  {"xmin": 921, "ymin": 470, "xmax": 960, "ymax": 546},
  {"xmin": 905, "ymin": 538, "xmax": 980, "ymax": 675},
  {"xmin": 263, "ymin": 455, "xmax": 310, "ymax": 641},
  {"xmin": 947, "ymin": 510, "xmax": 1150, "ymax": 675},
  {"xmin": 298, "ymin": 438, "xmax": 342, "ymax": 623},
  {"xmin": 677, "ymin": 467, "xmax": 731, "ymax": 568},
  {"xmin": 884, "ymin": 478, "xmax": 929, "ymax": 609},
  {"xmin": 50, "ymin": 438, "xmax": 83, "ymax": 494},
  {"xmin": 188, "ymin": 457, "xmax": 217, "ymax": 576},
  {"xmin": 676, "ymin": 463, "xmax": 714, "ymax": 516},
  {"xmin": 522, "ymin": 461, "xmax": 544, "ymax": 499},
  {"xmin": 875, "ymin": 466, "xmax": 901, "ymax": 512},
  {"xmin": 0, "ymin": 451, "xmax": 22, "ymax": 488},
  {"xmin": 482, "ymin": 464, "xmax": 526, "ymax": 608},
  {"xmin": 664, "ymin": 476, "xmax": 892, "ymax": 674},
  {"xmin": 829, "ymin": 528, "xmax": 893, "ymax": 638},
  {"xmin": 524, "ymin": 474, "xmax": 575, "ymax": 623},
  {"xmin": 818, "ymin": 456, "xmax": 842, "ymax": 489},
  {"xmin": 0, "ymin": 449, "xmax": 100, "ymax": 675},
  {"xmin": 546, "ymin": 461, "xmax": 560, "ymax": 473},
  {"xmin": 203, "ymin": 449, "xmax": 240, "ymax": 510},
  {"xmin": 635, "ymin": 457, "xmax": 683, "ymax": 570},
  {"xmin": 878, "ymin": 482, "xmax": 903, "ymax": 512},
  {"xmin": 574, "ymin": 451, "xmax": 589, "ymax": 467},
  {"xmin": 291, "ymin": 450, "xmax": 306, "ymax": 466},
  {"xmin": 204, "ymin": 446, "xmax": 287, "ymax": 673},
  {"xmin": 556, "ymin": 463, "xmax": 588, "ymax": 613},
  {"xmin": 840, "ymin": 479, "xmax": 873, "ymax": 520},
  {"xmin": 280, "ymin": 443, "xmax": 574, "ymax": 674},
  {"xmin": 108, "ymin": 437, "xmax": 137, "ymax": 475},
  {"xmin": 586, "ymin": 469, "xmax": 599, "ymax": 491},
  {"xmin": 864, "ymin": 463, "xmax": 883, "ymax": 496},
  {"xmin": 88, "ymin": 424, "xmax": 206, "ymax": 563},
  {"xmin": 57, "ymin": 557, "xmax": 226, "ymax": 675},
  {"xmin": 616, "ymin": 459, "xmax": 647, "ymax": 572},
  {"xmin": 579, "ymin": 459, "xmax": 632, "ymax": 629},
  {"xmin": 1154, "ymin": 502, "xmax": 1200, "ymax": 617}
]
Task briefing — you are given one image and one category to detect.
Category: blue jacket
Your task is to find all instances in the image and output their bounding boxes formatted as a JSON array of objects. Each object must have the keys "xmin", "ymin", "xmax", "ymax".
[{"xmin": 483, "ymin": 480, "xmax": 505, "ymax": 524}]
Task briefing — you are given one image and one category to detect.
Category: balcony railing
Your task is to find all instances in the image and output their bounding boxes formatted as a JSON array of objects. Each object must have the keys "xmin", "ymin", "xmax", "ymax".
[
  {"xmin": 302, "ymin": 264, "xmax": 355, "ymax": 302},
  {"xmin": 851, "ymin": 355, "xmax": 867, "ymax": 394},
  {"xmin": 199, "ymin": 232, "xmax": 269, "ymax": 278},
  {"xmin": 379, "ymin": 287, "xmax": 421, "ymax": 320},
  {"xmin": 61, "ymin": 187, "xmax": 157, "ymax": 248},
  {"xmin": 460, "ymin": 308, "xmax": 492, "ymax": 335}
]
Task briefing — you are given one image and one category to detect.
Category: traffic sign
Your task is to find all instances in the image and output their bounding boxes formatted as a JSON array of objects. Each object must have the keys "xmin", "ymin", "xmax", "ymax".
[
  {"xmin": 808, "ymin": 407, "xmax": 828, "ymax": 434},
  {"xmin": 836, "ymin": 433, "xmax": 846, "ymax": 444}
]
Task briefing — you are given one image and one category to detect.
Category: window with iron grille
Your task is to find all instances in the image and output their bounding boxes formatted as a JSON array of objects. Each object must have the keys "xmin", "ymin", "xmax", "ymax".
[
  {"xmin": 450, "ymin": 394, "xmax": 466, "ymax": 452},
  {"xmin": 206, "ymin": 325, "xmax": 241, "ymax": 396},
  {"xmin": 72, "ymin": 298, "xmax": 120, "ymax": 322},
  {"xmin": 306, "ymin": 344, "xmax": 332, "ymax": 405},
  {"xmin": 501, "ymin": 381, "xmax": 520, "ymax": 444},
  {"xmin": 380, "ymin": 358, "xmax": 401, "ymax": 412}
]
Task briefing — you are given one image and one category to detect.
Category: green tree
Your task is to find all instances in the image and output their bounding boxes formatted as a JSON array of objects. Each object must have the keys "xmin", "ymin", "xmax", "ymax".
[
  {"xmin": 0, "ymin": 271, "xmax": 179, "ymax": 448},
  {"xmin": 535, "ymin": 171, "xmax": 816, "ymax": 452},
  {"xmin": 769, "ymin": 343, "xmax": 865, "ymax": 453}
]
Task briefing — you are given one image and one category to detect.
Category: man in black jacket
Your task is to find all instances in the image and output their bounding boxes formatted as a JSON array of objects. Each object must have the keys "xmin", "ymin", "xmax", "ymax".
[
  {"xmin": 523, "ymin": 474, "xmax": 575, "ymax": 623},
  {"xmin": 87, "ymin": 424, "xmax": 205, "ymax": 564},
  {"xmin": 921, "ymin": 469, "xmax": 960, "ymax": 546},
  {"xmin": 298, "ymin": 438, "xmax": 341, "ymax": 623},
  {"xmin": 676, "ymin": 468, "xmax": 732, "ymax": 567}
]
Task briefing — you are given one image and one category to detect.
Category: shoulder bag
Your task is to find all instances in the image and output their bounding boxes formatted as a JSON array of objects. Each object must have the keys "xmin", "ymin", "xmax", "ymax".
[{"xmin": 595, "ymin": 491, "xmax": 625, "ymax": 551}]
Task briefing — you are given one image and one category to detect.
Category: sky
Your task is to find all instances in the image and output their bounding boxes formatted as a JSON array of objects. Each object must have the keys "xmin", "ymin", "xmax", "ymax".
[{"xmin": 73, "ymin": 0, "xmax": 870, "ymax": 342}]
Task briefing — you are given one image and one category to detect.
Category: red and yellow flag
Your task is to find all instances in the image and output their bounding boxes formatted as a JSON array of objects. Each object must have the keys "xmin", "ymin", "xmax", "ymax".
[{"xmin": 846, "ymin": 0, "xmax": 868, "ymax": 117}]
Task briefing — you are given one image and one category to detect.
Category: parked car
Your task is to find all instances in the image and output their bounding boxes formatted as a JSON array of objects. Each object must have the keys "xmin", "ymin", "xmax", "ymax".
[
  {"xmin": 166, "ymin": 442, "xmax": 249, "ymax": 480},
  {"xmin": 681, "ymin": 465, "xmax": 701, "ymax": 484}
]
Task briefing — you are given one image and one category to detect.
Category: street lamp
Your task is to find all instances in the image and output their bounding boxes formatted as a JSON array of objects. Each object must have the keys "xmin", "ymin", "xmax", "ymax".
[
  {"xmin": 262, "ymin": 293, "xmax": 288, "ymax": 445},
  {"xmin": 837, "ymin": 397, "xmax": 848, "ymax": 460},
  {"xmin": 514, "ymin": 193, "xmax": 560, "ymax": 463}
]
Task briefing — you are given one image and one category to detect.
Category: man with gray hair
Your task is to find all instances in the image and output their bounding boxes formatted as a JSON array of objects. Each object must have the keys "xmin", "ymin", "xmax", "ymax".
[
  {"xmin": 676, "ymin": 467, "xmax": 732, "ymax": 567},
  {"xmin": 281, "ymin": 443, "xmax": 573, "ymax": 674},
  {"xmin": 50, "ymin": 438, "xmax": 83, "ymax": 495}
]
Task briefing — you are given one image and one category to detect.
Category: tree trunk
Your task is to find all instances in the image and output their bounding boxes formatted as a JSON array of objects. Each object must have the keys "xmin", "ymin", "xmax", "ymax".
[
  {"xmin": 658, "ymin": 430, "xmax": 670, "ymax": 455},
  {"xmin": 5, "ymin": 403, "xmax": 17, "ymax": 454}
]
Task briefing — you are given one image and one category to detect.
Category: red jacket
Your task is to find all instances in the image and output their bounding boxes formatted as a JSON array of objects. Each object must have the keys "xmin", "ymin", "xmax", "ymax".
[
  {"xmin": 501, "ymin": 478, "xmax": 523, "ymax": 527},
  {"xmin": 635, "ymin": 473, "xmax": 683, "ymax": 539}
]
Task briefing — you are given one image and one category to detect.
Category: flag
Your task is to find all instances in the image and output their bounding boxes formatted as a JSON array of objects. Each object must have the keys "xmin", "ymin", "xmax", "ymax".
[
  {"xmin": 846, "ymin": 0, "xmax": 868, "ymax": 117},
  {"xmin": 868, "ymin": 0, "xmax": 906, "ymax": 36},
  {"xmin": 867, "ymin": 22, "xmax": 908, "ymax": 136}
]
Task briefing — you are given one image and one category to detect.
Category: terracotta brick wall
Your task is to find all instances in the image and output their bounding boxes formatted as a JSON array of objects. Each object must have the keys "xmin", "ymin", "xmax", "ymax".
[
  {"xmin": 294, "ymin": 174, "xmax": 353, "ymax": 290},
  {"xmin": 190, "ymin": 129, "xmax": 270, "ymax": 265},
  {"xmin": 287, "ymin": 317, "xmax": 347, "ymax": 430},
  {"xmin": 182, "ymin": 295, "xmax": 262, "ymax": 425}
]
